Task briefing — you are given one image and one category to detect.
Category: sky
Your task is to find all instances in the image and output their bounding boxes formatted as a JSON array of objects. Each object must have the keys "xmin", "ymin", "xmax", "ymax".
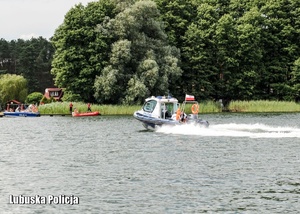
[{"xmin": 0, "ymin": 0, "xmax": 96, "ymax": 41}]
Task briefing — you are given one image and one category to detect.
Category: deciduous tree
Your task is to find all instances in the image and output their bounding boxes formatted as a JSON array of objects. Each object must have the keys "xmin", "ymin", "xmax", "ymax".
[
  {"xmin": 0, "ymin": 74, "xmax": 28, "ymax": 104},
  {"xmin": 94, "ymin": 0, "xmax": 182, "ymax": 104},
  {"xmin": 51, "ymin": 0, "xmax": 116, "ymax": 102}
]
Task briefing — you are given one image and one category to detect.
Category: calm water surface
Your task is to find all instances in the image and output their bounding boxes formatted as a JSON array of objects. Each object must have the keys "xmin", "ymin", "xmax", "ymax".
[{"xmin": 0, "ymin": 113, "xmax": 300, "ymax": 213}]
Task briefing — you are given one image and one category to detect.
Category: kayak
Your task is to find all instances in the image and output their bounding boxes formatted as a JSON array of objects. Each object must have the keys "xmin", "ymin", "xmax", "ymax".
[{"xmin": 72, "ymin": 111, "xmax": 100, "ymax": 117}]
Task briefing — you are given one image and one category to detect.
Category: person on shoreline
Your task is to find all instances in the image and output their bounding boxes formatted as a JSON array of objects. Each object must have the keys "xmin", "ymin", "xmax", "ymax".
[
  {"xmin": 87, "ymin": 103, "xmax": 92, "ymax": 112},
  {"xmin": 69, "ymin": 102, "xmax": 73, "ymax": 113}
]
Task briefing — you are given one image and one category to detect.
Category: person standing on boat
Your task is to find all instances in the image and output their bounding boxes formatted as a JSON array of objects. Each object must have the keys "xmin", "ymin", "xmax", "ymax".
[
  {"xmin": 69, "ymin": 102, "xmax": 73, "ymax": 113},
  {"xmin": 180, "ymin": 111, "xmax": 187, "ymax": 122},
  {"xmin": 87, "ymin": 103, "xmax": 92, "ymax": 112}
]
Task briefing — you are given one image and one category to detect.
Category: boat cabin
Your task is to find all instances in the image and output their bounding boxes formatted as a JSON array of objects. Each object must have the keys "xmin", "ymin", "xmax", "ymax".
[
  {"xmin": 142, "ymin": 96, "xmax": 179, "ymax": 119},
  {"xmin": 5, "ymin": 100, "xmax": 25, "ymax": 112}
]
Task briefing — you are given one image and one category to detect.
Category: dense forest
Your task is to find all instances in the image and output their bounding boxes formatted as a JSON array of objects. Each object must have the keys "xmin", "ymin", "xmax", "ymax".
[
  {"xmin": 0, "ymin": 37, "xmax": 55, "ymax": 93},
  {"xmin": 1, "ymin": 0, "xmax": 300, "ymax": 104}
]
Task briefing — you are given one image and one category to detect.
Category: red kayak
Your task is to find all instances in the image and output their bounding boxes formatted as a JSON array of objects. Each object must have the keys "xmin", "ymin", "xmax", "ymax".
[{"xmin": 72, "ymin": 111, "xmax": 100, "ymax": 117}]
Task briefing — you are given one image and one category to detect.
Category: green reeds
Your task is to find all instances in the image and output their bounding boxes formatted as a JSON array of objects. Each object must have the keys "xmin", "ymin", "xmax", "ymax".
[
  {"xmin": 38, "ymin": 100, "xmax": 300, "ymax": 115},
  {"xmin": 228, "ymin": 100, "xmax": 300, "ymax": 112},
  {"xmin": 182, "ymin": 101, "xmax": 222, "ymax": 114},
  {"xmin": 38, "ymin": 101, "xmax": 222, "ymax": 115},
  {"xmin": 38, "ymin": 102, "xmax": 141, "ymax": 115},
  {"xmin": 94, "ymin": 104, "xmax": 141, "ymax": 115},
  {"xmin": 38, "ymin": 102, "xmax": 71, "ymax": 114}
]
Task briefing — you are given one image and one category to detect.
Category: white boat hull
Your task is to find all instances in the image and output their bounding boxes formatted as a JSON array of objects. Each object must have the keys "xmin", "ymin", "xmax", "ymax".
[{"xmin": 134, "ymin": 111, "xmax": 209, "ymax": 130}]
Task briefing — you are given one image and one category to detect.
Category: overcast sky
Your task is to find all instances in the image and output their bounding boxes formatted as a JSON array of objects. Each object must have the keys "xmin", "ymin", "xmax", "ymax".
[{"xmin": 0, "ymin": 0, "xmax": 95, "ymax": 41}]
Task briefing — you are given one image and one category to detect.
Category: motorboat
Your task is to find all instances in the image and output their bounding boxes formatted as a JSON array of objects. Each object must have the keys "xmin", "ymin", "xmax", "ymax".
[
  {"xmin": 133, "ymin": 94, "xmax": 209, "ymax": 130},
  {"xmin": 72, "ymin": 110, "xmax": 100, "ymax": 117},
  {"xmin": 3, "ymin": 111, "xmax": 40, "ymax": 117},
  {"xmin": 3, "ymin": 104, "xmax": 40, "ymax": 117}
]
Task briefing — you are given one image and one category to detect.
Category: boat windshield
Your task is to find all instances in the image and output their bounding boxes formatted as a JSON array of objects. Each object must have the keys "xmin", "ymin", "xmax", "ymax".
[
  {"xmin": 143, "ymin": 100, "xmax": 157, "ymax": 113},
  {"xmin": 161, "ymin": 102, "xmax": 178, "ymax": 119},
  {"xmin": 162, "ymin": 103, "xmax": 177, "ymax": 114}
]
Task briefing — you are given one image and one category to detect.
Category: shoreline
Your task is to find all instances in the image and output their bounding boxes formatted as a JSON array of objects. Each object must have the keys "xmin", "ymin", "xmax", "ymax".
[
  {"xmin": 1, "ymin": 100, "xmax": 300, "ymax": 116},
  {"xmin": 1, "ymin": 111, "xmax": 300, "ymax": 118}
]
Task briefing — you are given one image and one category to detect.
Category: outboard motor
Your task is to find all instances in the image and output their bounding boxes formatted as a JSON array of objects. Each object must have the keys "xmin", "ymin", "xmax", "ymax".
[
  {"xmin": 197, "ymin": 119, "xmax": 209, "ymax": 128},
  {"xmin": 187, "ymin": 114, "xmax": 198, "ymax": 120}
]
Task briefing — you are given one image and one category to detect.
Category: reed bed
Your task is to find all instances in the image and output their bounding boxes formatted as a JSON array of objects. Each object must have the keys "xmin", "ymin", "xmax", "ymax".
[
  {"xmin": 38, "ymin": 100, "xmax": 222, "ymax": 115},
  {"xmin": 228, "ymin": 100, "xmax": 300, "ymax": 112},
  {"xmin": 182, "ymin": 101, "xmax": 222, "ymax": 113},
  {"xmin": 96, "ymin": 104, "xmax": 141, "ymax": 115},
  {"xmin": 37, "ymin": 100, "xmax": 300, "ymax": 115},
  {"xmin": 38, "ymin": 102, "xmax": 141, "ymax": 115}
]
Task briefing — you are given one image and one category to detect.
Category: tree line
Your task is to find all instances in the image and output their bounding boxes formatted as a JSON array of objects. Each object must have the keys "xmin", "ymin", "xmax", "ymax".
[
  {"xmin": 0, "ymin": 37, "xmax": 55, "ymax": 93},
  {"xmin": 2, "ymin": 0, "xmax": 300, "ymax": 105}
]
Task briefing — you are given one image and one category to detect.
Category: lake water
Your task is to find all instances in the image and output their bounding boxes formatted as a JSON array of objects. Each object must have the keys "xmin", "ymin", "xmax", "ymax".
[{"xmin": 0, "ymin": 113, "xmax": 300, "ymax": 213}]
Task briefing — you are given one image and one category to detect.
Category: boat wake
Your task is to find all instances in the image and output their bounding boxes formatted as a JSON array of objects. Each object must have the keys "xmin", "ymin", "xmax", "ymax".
[{"xmin": 156, "ymin": 123, "xmax": 300, "ymax": 138}]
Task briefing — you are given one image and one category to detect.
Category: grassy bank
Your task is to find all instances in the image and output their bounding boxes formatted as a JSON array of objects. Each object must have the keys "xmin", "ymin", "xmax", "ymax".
[
  {"xmin": 228, "ymin": 100, "xmax": 300, "ymax": 112},
  {"xmin": 38, "ymin": 102, "xmax": 141, "ymax": 115},
  {"xmin": 38, "ymin": 101, "xmax": 222, "ymax": 115},
  {"xmin": 183, "ymin": 101, "xmax": 222, "ymax": 113},
  {"xmin": 37, "ymin": 100, "xmax": 300, "ymax": 115}
]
